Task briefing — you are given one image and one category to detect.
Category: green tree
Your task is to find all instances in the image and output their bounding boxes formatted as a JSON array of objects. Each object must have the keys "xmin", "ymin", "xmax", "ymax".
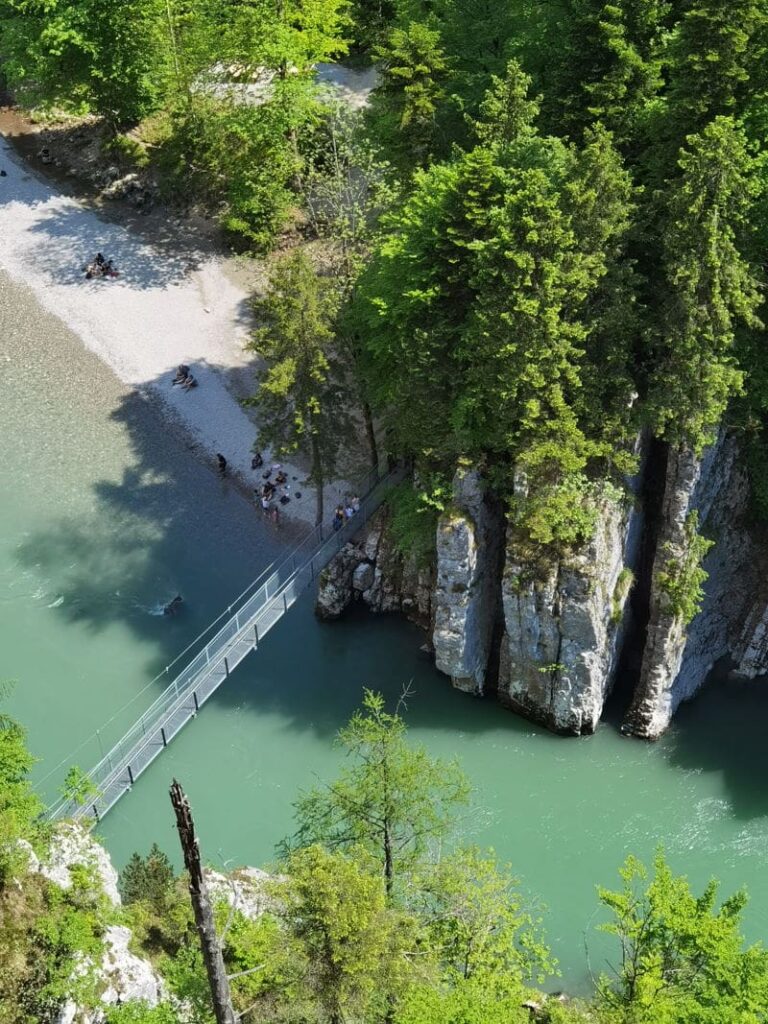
[
  {"xmin": 281, "ymin": 845, "xmax": 412, "ymax": 1022},
  {"xmin": 360, "ymin": 99, "xmax": 634, "ymax": 546},
  {"xmin": 667, "ymin": 0, "xmax": 768, "ymax": 147},
  {"xmin": 597, "ymin": 852, "xmax": 768, "ymax": 1022},
  {"xmin": 535, "ymin": 0, "xmax": 669, "ymax": 148},
  {"xmin": 104, "ymin": 1003, "xmax": 180, "ymax": 1024},
  {"xmin": 284, "ymin": 690, "xmax": 470, "ymax": 897},
  {"xmin": 414, "ymin": 846, "xmax": 553, "ymax": 985},
  {"xmin": 60, "ymin": 764, "xmax": 99, "ymax": 808},
  {"xmin": 247, "ymin": 251, "xmax": 350, "ymax": 525},
  {"xmin": 0, "ymin": 0, "xmax": 167, "ymax": 126},
  {"xmin": 0, "ymin": 685, "xmax": 42, "ymax": 886},
  {"xmin": 648, "ymin": 117, "xmax": 762, "ymax": 451},
  {"xmin": 370, "ymin": 19, "xmax": 449, "ymax": 166},
  {"xmin": 119, "ymin": 844, "xmax": 176, "ymax": 912}
]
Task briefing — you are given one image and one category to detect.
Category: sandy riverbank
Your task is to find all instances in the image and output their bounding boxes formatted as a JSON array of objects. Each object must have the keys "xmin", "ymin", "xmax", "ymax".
[{"xmin": 0, "ymin": 132, "xmax": 356, "ymax": 526}]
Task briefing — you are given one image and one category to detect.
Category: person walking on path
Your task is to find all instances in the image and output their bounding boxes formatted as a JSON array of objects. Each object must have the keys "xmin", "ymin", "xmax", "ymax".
[{"xmin": 216, "ymin": 454, "xmax": 227, "ymax": 477}]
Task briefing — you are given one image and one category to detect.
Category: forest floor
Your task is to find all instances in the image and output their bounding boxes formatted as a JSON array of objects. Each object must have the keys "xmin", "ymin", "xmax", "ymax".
[{"xmin": 0, "ymin": 115, "xmax": 366, "ymax": 526}]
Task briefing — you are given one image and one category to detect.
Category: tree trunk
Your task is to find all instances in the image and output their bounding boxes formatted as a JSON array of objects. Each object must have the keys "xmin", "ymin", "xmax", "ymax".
[
  {"xmin": 383, "ymin": 823, "xmax": 393, "ymax": 900},
  {"xmin": 362, "ymin": 400, "xmax": 379, "ymax": 479},
  {"xmin": 170, "ymin": 780, "xmax": 236, "ymax": 1024},
  {"xmin": 312, "ymin": 435, "xmax": 324, "ymax": 527}
]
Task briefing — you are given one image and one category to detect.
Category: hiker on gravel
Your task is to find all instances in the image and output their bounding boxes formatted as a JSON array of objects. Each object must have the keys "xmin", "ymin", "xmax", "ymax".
[
  {"xmin": 216, "ymin": 453, "xmax": 227, "ymax": 477},
  {"xmin": 172, "ymin": 365, "xmax": 190, "ymax": 386},
  {"xmin": 251, "ymin": 451, "xmax": 264, "ymax": 469}
]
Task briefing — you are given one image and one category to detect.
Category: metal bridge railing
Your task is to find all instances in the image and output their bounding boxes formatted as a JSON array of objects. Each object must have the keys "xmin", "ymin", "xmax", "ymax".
[{"xmin": 46, "ymin": 464, "xmax": 404, "ymax": 825}]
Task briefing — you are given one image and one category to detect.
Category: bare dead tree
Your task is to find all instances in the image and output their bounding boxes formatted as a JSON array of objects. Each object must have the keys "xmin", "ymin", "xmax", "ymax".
[{"xmin": 170, "ymin": 779, "xmax": 236, "ymax": 1024}]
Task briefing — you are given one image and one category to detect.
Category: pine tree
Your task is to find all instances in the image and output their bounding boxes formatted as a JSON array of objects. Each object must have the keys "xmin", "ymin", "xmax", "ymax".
[
  {"xmin": 649, "ymin": 117, "xmax": 763, "ymax": 451},
  {"xmin": 247, "ymin": 252, "xmax": 350, "ymax": 525},
  {"xmin": 369, "ymin": 19, "xmax": 449, "ymax": 166},
  {"xmin": 667, "ymin": 0, "xmax": 768, "ymax": 145},
  {"xmin": 537, "ymin": 0, "xmax": 669, "ymax": 148}
]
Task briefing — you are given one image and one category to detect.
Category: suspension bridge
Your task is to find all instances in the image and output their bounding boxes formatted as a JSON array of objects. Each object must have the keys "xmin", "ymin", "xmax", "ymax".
[{"xmin": 46, "ymin": 465, "xmax": 402, "ymax": 825}]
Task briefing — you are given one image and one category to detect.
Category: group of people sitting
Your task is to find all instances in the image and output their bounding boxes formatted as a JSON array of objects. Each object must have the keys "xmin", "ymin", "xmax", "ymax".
[
  {"xmin": 332, "ymin": 496, "xmax": 360, "ymax": 532},
  {"xmin": 256, "ymin": 463, "xmax": 298, "ymax": 520},
  {"xmin": 171, "ymin": 364, "xmax": 198, "ymax": 391},
  {"xmin": 83, "ymin": 252, "xmax": 118, "ymax": 280}
]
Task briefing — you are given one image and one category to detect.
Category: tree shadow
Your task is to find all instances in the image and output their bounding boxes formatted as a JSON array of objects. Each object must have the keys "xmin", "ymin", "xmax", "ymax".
[
  {"xmin": 21, "ymin": 200, "xmax": 207, "ymax": 289},
  {"xmin": 663, "ymin": 665, "xmax": 768, "ymax": 821},
  {"xmin": 1, "ymin": 130, "xmax": 212, "ymax": 290}
]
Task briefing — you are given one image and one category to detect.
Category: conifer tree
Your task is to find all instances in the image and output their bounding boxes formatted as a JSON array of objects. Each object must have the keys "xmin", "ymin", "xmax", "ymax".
[
  {"xmin": 537, "ymin": 0, "xmax": 669, "ymax": 148},
  {"xmin": 247, "ymin": 252, "xmax": 350, "ymax": 525},
  {"xmin": 667, "ymin": 0, "xmax": 768, "ymax": 145},
  {"xmin": 649, "ymin": 117, "xmax": 762, "ymax": 451}
]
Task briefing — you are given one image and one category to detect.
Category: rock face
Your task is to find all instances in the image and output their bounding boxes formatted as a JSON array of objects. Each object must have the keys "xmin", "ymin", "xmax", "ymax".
[
  {"xmin": 315, "ymin": 506, "xmax": 435, "ymax": 630},
  {"xmin": 496, "ymin": 486, "xmax": 642, "ymax": 735},
  {"xmin": 41, "ymin": 823, "xmax": 121, "ymax": 906},
  {"xmin": 316, "ymin": 441, "xmax": 768, "ymax": 738},
  {"xmin": 625, "ymin": 436, "xmax": 768, "ymax": 738},
  {"xmin": 205, "ymin": 865, "xmax": 274, "ymax": 919},
  {"xmin": 432, "ymin": 469, "xmax": 505, "ymax": 693}
]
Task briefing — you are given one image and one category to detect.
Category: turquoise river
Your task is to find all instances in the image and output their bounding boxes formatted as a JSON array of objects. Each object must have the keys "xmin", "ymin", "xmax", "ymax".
[{"xmin": 2, "ymin": 267, "xmax": 768, "ymax": 993}]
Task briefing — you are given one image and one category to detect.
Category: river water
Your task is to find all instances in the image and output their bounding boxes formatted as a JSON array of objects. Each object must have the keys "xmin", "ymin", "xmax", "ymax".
[{"xmin": 3, "ymin": 267, "xmax": 768, "ymax": 992}]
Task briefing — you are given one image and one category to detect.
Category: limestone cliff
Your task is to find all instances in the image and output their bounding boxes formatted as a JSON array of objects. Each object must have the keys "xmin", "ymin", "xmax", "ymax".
[
  {"xmin": 316, "ymin": 439, "xmax": 768, "ymax": 738},
  {"xmin": 315, "ymin": 504, "xmax": 435, "ymax": 631},
  {"xmin": 432, "ymin": 468, "xmax": 505, "ymax": 694},
  {"xmin": 625, "ymin": 436, "xmax": 768, "ymax": 738},
  {"xmin": 496, "ymin": 485, "xmax": 642, "ymax": 734}
]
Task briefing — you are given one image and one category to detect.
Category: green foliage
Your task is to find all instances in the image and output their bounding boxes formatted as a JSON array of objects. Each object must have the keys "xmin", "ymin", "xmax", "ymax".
[
  {"xmin": 60, "ymin": 764, "xmax": 99, "ymax": 807},
  {"xmin": 656, "ymin": 511, "xmax": 714, "ymax": 625},
  {"xmin": 612, "ymin": 567, "xmax": 635, "ymax": 624},
  {"xmin": 597, "ymin": 851, "xmax": 768, "ymax": 1022},
  {"xmin": 369, "ymin": 19, "xmax": 449, "ymax": 166},
  {"xmin": 360, "ymin": 95, "xmax": 635, "ymax": 547},
  {"xmin": 385, "ymin": 480, "xmax": 442, "ymax": 565},
  {"xmin": 104, "ymin": 1002, "xmax": 180, "ymax": 1024},
  {"xmin": 247, "ymin": 250, "xmax": 351, "ymax": 523},
  {"xmin": 0, "ymin": 684, "xmax": 42, "ymax": 886},
  {"xmin": 517, "ymin": 475, "xmax": 601, "ymax": 550},
  {"xmin": 667, "ymin": 0, "xmax": 768, "ymax": 148},
  {"xmin": 119, "ymin": 844, "xmax": 176, "ymax": 912},
  {"xmin": 414, "ymin": 846, "xmax": 553, "ymax": 985},
  {"xmin": 281, "ymin": 845, "xmax": 412, "ymax": 1022},
  {"xmin": 284, "ymin": 689, "xmax": 470, "ymax": 895},
  {"xmin": 648, "ymin": 118, "xmax": 762, "ymax": 452},
  {"xmin": 0, "ymin": 854, "xmax": 111, "ymax": 1022},
  {"xmin": 536, "ymin": 0, "xmax": 670, "ymax": 148},
  {"xmin": 0, "ymin": 0, "xmax": 168, "ymax": 126}
]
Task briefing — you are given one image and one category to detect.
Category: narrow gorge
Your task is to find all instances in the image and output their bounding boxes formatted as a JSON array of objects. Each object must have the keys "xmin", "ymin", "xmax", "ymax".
[{"xmin": 318, "ymin": 438, "xmax": 768, "ymax": 739}]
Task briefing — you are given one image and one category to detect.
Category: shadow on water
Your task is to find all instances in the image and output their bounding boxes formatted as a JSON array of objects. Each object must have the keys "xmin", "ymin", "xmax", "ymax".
[
  {"xmin": 16, "ymin": 359, "xmax": 768, "ymax": 820},
  {"xmin": 663, "ymin": 665, "xmax": 768, "ymax": 821},
  {"xmin": 14, "ymin": 367, "xmax": 430, "ymax": 746}
]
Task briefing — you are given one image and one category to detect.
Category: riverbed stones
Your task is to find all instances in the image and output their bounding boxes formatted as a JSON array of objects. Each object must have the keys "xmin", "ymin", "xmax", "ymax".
[
  {"xmin": 496, "ymin": 485, "xmax": 641, "ymax": 735},
  {"xmin": 432, "ymin": 468, "xmax": 504, "ymax": 694}
]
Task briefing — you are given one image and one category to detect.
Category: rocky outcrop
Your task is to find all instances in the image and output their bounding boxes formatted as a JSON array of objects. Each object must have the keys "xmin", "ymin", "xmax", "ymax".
[
  {"xmin": 41, "ymin": 823, "xmax": 121, "ymax": 906},
  {"xmin": 315, "ymin": 506, "xmax": 434, "ymax": 630},
  {"xmin": 432, "ymin": 468, "xmax": 505, "ymax": 694},
  {"xmin": 625, "ymin": 436, "xmax": 768, "ymax": 738},
  {"xmin": 205, "ymin": 865, "xmax": 274, "ymax": 918},
  {"xmin": 496, "ymin": 484, "xmax": 642, "ymax": 735}
]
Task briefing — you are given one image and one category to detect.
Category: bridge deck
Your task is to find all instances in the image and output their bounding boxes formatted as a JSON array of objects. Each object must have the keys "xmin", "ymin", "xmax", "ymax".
[{"xmin": 47, "ymin": 468, "xmax": 401, "ymax": 824}]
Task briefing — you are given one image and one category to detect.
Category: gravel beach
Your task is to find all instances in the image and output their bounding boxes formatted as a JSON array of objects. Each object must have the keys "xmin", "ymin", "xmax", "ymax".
[{"xmin": 0, "ymin": 132, "xmax": 352, "ymax": 525}]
